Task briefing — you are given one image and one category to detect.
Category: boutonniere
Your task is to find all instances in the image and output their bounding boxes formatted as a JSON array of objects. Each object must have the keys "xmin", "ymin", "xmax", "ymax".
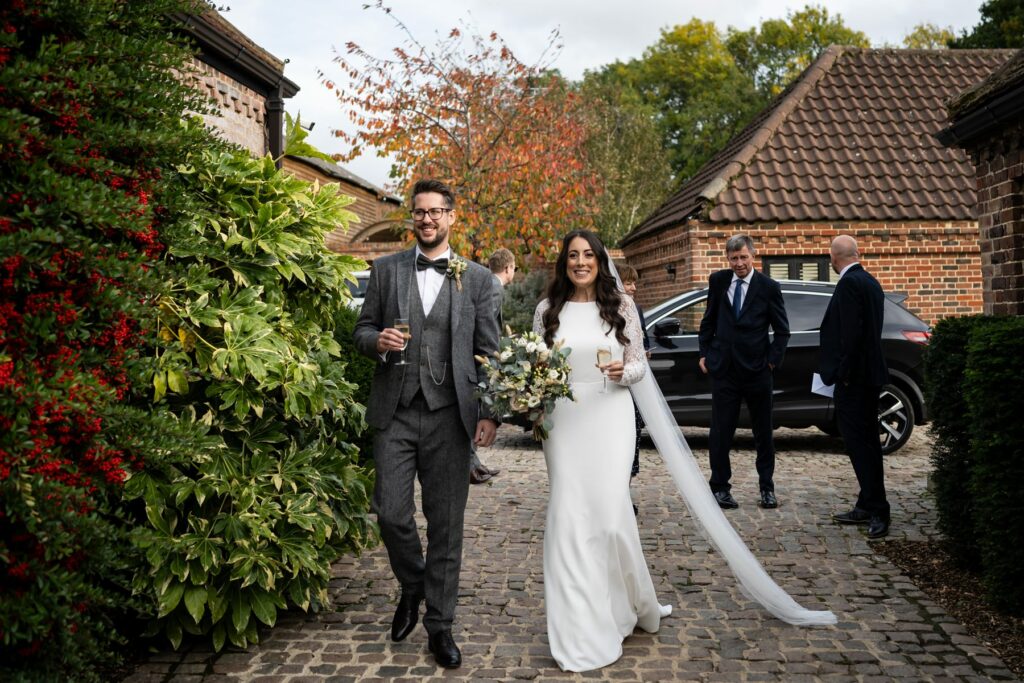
[{"xmin": 447, "ymin": 256, "xmax": 468, "ymax": 291}]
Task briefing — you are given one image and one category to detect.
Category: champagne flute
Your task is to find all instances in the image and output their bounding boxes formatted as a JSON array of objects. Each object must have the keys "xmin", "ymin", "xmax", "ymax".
[
  {"xmin": 394, "ymin": 318, "xmax": 411, "ymax": 366},
  {"xmin": 596, "ymin": 344, "xmax": 612, "ymax": 393}
]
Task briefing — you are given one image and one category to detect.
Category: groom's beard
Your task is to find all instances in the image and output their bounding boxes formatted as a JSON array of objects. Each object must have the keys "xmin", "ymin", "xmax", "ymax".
[{"xmin": 414, "ymin": 223, "xmax": 449, "ymax": 252}]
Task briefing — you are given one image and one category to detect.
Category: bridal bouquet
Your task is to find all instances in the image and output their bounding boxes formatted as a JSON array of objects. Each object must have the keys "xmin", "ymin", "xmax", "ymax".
[{"xmin": 475, "ymin": 328, "xmax": 574, "ymax": 440}]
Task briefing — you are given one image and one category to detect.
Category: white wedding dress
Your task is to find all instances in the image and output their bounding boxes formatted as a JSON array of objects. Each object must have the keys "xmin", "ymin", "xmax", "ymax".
[{"xmin": 533, "ymin": 299, "xmax": 671, "ymax": 672}]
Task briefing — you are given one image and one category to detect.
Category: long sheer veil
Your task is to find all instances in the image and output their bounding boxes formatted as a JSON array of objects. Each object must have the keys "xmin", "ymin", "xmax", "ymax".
[{"xmin": 610, "ymin": 258, "xmax": 837, "ymax": 626}]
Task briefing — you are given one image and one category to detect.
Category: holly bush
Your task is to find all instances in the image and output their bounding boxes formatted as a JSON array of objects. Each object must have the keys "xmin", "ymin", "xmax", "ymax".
[
  {"xmin": 1, "ymin": 0, "xmax": 378, "ymax": 677},
  {"xmin": 0, "ymin": 0, "xmax": 215, "ymax": 678},
  {"xmin": 126, "ymin": 147, "xmax": 376, "ymax": 651}
]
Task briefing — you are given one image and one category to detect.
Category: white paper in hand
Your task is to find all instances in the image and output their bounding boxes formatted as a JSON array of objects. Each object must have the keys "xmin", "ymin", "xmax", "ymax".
[{"xmin": 811, "ymin": 373, "xmax": 834, "ymax": 398}]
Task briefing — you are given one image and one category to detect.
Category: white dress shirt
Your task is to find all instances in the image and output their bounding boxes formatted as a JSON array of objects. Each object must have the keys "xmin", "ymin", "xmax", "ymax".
[
  {"xmin": 727, "ymin": 270, "xmax": 754, "ymax": 311},
  {"xmin": 837, "ymin": 261, "xmax": 858, "ymax": 281},
  {"xmin": 416, "ymin": 246, "xmax": 451, "ymax": 316}
]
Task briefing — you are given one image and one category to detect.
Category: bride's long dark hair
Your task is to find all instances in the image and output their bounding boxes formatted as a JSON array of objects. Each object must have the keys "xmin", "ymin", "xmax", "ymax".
[{"xmin": 542, "ymin": 229, "xmax": 628, "ymax": 348}]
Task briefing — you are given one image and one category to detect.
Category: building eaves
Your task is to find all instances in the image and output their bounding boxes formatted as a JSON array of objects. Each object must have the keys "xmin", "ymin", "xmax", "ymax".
[
  {"xmin": 175, "ymin": 10, "xmax": 299, "ymax": 99},
  {"xmin": 938, "ymin": 48, "xmax": 1024, "ymax": 147}
]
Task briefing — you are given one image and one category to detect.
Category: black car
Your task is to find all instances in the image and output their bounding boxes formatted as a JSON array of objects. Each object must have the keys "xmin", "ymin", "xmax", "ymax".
[{"xmin": 643, "ymin": 280, "xmax": 931, "ymax": 454}]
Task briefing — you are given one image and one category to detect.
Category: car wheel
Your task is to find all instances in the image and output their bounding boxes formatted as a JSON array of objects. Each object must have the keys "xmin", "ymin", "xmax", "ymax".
[{"xmin": 878, "ymin": 383, "xmax": 914, "ymax": 455}]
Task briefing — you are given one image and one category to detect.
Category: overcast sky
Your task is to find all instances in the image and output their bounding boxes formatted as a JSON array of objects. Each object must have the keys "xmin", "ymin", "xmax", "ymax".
[{"xmin": 224, "ymin": 0, "xmax": 982, "ymax": 189}]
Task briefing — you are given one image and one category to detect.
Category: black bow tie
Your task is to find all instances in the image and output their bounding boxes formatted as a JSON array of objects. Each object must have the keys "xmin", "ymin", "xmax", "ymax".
[{"xmin": 416, "ymin": 254, "xmax": 449, "ymax": 274}]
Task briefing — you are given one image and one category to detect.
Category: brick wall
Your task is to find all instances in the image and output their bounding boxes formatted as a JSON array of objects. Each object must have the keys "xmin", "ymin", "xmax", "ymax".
[
  {"xmin": 188, "ymin": 57, "xmax": 268, "ymax": 156},
  {"xmin": 962, "ymin": 119, "xmax": 1024, "ymax": 316},
  {"xmin": 624, "ymin": 220, "xmax": 983, "ymax": 325},
  {"xmin": 280, "ymin": 157, "xmax": 406, "ymax": 265},
  {"xmin": 342, "ymin": 241, "xmax": 408, "ymax": 264}
]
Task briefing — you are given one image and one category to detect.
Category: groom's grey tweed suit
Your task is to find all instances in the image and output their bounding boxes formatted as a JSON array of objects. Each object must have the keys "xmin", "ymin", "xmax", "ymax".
[{"xmin": 353, "ymin": 248, "xmax": 500, "ymax": 635}]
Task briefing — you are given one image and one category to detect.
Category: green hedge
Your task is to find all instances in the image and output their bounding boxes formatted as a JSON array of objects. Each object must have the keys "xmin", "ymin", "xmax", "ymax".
[
  {"xmin": 927, "ymin": 315, "xmax": 1024, "ymax": 616},
  {"xmin": 924, "ymin": 316, "xmax": 985, "ymax": 569},
  {"xmin": 502, "ymin": 269, "xmax": 549, "ymax": 334},
  {"xmin": 962, "ymin": 317, "xmax": 1024, "ymax": 614}
]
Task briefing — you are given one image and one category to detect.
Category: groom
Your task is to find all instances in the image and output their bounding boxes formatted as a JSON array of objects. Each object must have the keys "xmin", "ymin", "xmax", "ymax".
[{"xmin": 353, "ymin": 179, "xmax": 501, "ymax": 668}]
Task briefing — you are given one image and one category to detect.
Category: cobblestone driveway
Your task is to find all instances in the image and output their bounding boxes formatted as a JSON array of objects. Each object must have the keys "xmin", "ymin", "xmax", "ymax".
[{"xmin": 128, "ymin": 425, "xmax": 1020, "ymax": 682}]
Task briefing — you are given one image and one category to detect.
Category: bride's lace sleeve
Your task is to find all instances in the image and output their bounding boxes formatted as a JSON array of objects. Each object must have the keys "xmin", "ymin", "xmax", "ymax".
[
  {"xmin": 532, "ymin": 299, "xmax": 549, "ymax": 336},
  {"xmin": 618, "ymin": 299, "xmax": 647, "ymax": 386}
]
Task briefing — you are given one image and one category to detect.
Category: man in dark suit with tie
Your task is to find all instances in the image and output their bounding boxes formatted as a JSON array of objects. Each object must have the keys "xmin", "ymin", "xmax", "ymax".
[
  {"xmin": 698, "ymin": 234, "xmax": 790, "ymax": 510},
  {"xmin": 818, "ymin": 235, "xmax": 890, "ymax": 539},
  {"xmin": 354, "ymin": 179, "xmax": 501, "ymax": 668}
]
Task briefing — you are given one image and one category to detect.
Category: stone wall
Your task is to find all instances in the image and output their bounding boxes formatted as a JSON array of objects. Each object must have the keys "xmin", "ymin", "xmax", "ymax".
[{"xmin": 280, "ymin": 157, "xmax": 406, "ymax": 265}]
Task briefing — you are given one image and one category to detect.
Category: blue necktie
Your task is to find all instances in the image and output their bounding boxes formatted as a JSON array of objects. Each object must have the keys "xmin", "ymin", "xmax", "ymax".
[{"xmin": 733, "ymin": 279, "xmax": 744, "ymax": 318}]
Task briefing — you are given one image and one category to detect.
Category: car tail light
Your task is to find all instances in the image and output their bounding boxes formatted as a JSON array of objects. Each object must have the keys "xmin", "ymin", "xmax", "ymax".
[{"xmin": 902, "ymin": 330, "xmax": 931, "ymax": 344}]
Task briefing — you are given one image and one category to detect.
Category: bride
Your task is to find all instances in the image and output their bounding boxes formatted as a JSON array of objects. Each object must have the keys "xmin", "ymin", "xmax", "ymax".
[
  {"xmin": 533, "ymin": 230, "xmax": 835, "ymax": 673},
  {"xmin": 533, "ymin": 230, "xmax": 670, "ymax": 672}
]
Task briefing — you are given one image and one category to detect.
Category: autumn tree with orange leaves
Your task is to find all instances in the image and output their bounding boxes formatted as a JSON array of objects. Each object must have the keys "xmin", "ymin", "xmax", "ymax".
[{"xmin": 322, "ymin": 3, "xmax": 599, "ymax": 263}]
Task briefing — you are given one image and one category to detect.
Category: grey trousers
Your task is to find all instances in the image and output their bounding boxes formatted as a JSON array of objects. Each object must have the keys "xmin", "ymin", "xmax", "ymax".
[{"xmin": 372, "ymin": 393, "xmax": 470, "ymax": 635}]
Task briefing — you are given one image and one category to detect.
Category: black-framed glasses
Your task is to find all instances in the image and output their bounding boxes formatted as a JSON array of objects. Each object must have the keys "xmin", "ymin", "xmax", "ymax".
[{"xmin": 411, "ymin": 207, "xmax": 451, "ymax": 221}]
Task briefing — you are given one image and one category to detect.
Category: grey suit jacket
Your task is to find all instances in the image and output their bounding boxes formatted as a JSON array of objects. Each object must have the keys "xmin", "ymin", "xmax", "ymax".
[{"xmin": 353, "ymin": 248, "xmax": 501, "ymax": 438}]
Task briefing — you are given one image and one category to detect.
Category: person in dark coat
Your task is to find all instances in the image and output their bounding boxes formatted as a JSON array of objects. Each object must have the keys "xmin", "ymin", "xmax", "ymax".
[
  {"xmin": 620, "ymin": 264, "xmax": 649, "ymax": 515},
  {"xmin": 468, "ymin": 248, "xmax": 516, "ymax": 484},
  {"xmin": 698, "ymin": 234, "xmax": 790, "ymax": 510},
  {"xmin": 818, "ymin": 235, "xmax": 891, "ymax": 539}
]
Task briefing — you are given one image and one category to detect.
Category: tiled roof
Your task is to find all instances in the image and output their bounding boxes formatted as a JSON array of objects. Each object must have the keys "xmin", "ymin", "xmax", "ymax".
[
  {"xmin": 288, "ymin": 155, "xmax": 402, "ymax": 204},
  {"xmin": 622, "ymin": 46, "xmax": 1015, "ymax": 246}
]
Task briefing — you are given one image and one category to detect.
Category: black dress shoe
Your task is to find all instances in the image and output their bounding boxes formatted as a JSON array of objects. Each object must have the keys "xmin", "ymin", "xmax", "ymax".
[
  {"xmin": 832, "ymin": 508, "xmax": 872, "ymax": 525},
  {"xmin": 390, "ymin": 590, "xmax": 423, "ymax": 642},
  {"xmin": 867, "ymin": 516, "xmax": 890, "ymax": 539},
  {"xmin": 713, "ymin": 491, "xmax": 738, "ymax": 509},
  {"xmin": 759, "ymin": 490, "xmax": 778, "ymax": 509},
  {"xmin": 469, "ymin": 466, "xmax": 493, "ymax": 485},
  {"xmin": 428, "ymin": 630, "xmax": 462, "ymax": 669}
]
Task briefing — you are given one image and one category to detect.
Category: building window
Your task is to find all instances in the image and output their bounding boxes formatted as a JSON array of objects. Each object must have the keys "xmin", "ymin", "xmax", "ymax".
[{"xmin": 763, "ymin": 256, "xmax": 838, "ymax": 282}]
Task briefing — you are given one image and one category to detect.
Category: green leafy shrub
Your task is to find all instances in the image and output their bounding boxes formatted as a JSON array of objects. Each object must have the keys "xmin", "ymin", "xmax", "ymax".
[
  {"xmin": 963, "ymin": 317, "xmax": 1024, "ymax": 614},
  {"xmin": 332, "ymin": 303, "xmax": 376, "ymax": 464},
  {"xmin": 924, "ymin": 315, "xmax": 986, "ymax": 568},
  {"xmin": 0, "ymin": 0, "xmax": 216, "ymax": 678},
  {"xmin": 125, "ymin": 147, "xmax": 378, "ymax": 651},
  {"xmin": 502, "ymin": 268, "xmax": 549, "ymax": 333}
]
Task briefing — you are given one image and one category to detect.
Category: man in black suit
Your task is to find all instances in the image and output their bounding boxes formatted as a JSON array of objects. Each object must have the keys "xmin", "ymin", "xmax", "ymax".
[
  {"xmin": 818, "ymin": 235, "xmax": 890, "ymax": 539},
  {"xmin": 698, "ymin": 235, "xmax": 790, "ymax": 510}
]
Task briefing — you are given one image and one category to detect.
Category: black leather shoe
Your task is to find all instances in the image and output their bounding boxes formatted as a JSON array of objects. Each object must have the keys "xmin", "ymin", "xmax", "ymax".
[
  {"xmin": 759, "ymin": 490, "xmax": 778, "ymax": 509},
  {"xmin": 469, "ymin": 465, "xmax": 493, "ymax": 485},
  {"xmin": 867, "ymin": 516, "xmax": 890, "ymax": 539},
  {"xmin": 390, "ymin": 590, "xmax": 423, "ymax": 642},
  {"xmin": 428, "ymin": 630, "xmax": 462, "ymax": 669},
  {"xmin": 714, "ymin": 491, "xmax": 738, "ymax": 509},
  {"xmin": 832, "ymin": 508, "xmax": 872, "ymax": 525}
]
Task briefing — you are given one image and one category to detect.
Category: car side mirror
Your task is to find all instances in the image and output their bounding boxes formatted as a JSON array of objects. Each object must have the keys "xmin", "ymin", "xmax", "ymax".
[{"xmin": 653, "ymin": 319, "xmax": 681, "ymax": 337}]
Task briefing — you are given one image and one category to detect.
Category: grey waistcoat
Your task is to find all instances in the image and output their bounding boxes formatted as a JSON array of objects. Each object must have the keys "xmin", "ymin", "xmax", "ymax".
[{"xmin": 400, "ymin": 278, "xmax": 457, "ymax": 409}]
